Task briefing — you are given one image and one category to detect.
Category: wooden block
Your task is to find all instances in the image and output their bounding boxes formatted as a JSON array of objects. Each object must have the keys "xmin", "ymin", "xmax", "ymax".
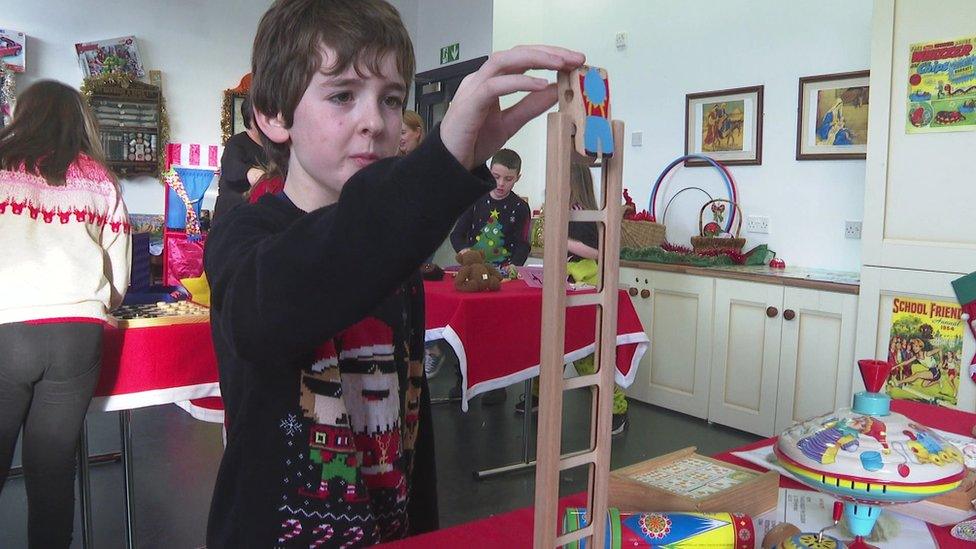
[
  {"xmin": 608, "ymin": 446, "xmax": 780, "ymax": 518},
  {"xmin": 557, "ymin": 65, "xmax": 614, "ymax": 161},
  {"xmin": 930, "ymin": 469, "xmax": 976, "ymax": 511}
]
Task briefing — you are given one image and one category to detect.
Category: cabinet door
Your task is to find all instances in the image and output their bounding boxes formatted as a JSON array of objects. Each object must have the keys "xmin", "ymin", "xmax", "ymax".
[
  {"xmin": 621, "ymin": 268, "xmax": 714, "ymax": 418},
  {"xmin": 710, "ymin": 279, "xmax": 784, "ymax": 436},
  {"xmin": 856, "ymin": 266, "xmax": 974, "ymax": 412},
  {"xmin": 862, "ymin": 0, "xmax": 976, "ymax": 273},
  {"xmin": 620, "ymin": 267, "xmax": 654, "ymax": 404},
  {"xmin": 775, "ymin": 288, "xmax": 859, "ymax": 433},
  {"xmin": 646, "ymin": 272, "xmax": 715, "ymax": 418}
]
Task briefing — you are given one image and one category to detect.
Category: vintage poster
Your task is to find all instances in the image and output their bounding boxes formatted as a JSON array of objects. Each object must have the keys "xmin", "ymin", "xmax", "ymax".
[
  {"xmin": 906, "ymin": 36, "xmax": 976, "ymax": 133},
  {"xmin": 886, "ymin": 297, "xmax": 964, "ymax": 407},
  {"xmin": 0, "ymin": 29, "xmax": 26, "ymax": 73},
  {"xmin": 75, "ymin": 36, "xmax": 145, "ymax": 78}
]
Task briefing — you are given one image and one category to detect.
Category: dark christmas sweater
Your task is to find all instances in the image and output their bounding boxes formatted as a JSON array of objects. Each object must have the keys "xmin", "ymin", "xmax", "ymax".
[
  {"xmin": 214, "ymin": 131, "xmax": 268, "ymax": 219},
  {"xmin": 204, "ymin": 127, "xmax": 491, "ymax": 548},
  {"xmin": 449, "ymin": 192, "xmax": 531, "ymax": 265}
]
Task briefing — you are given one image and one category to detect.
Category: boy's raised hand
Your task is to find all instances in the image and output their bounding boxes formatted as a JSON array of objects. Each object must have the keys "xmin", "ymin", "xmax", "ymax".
[{"xmin": 440, "ymin": 45, "xmax": 585, "ymax": 171}]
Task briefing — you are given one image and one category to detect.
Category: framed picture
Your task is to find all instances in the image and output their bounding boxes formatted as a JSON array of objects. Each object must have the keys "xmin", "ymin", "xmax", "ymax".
[
  {"xmin": 796, "ymin": 70, "xmax": 869, "ymax": 160},
  {"xmin": 221, "ymin": 73, "xmax": 251, "ymax": 144},
  {"xmin": 685, "ymin": 85, "xmax": 763, "ymax": 166}
]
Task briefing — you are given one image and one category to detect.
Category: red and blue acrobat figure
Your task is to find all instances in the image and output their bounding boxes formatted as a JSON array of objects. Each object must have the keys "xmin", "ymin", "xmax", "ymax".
[{"xmin": 579, "ymin": 67, "xmax": 614, "ymax": 158}]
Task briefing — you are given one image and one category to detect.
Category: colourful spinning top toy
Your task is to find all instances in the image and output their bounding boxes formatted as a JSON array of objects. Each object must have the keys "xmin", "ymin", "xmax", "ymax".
[{"xmin": 774, "ymin": 360, "xmax": 966, "ymax": 548}]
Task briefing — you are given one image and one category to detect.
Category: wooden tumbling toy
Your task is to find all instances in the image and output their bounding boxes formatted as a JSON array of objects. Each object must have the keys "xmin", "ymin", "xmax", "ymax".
[
  {"xmin": 558, "ymin": 65, "xmax": 614, "ymax": 160},
  {"xmin": 533, "ymin": 65, "xmax": 624, "ymax": 548}
]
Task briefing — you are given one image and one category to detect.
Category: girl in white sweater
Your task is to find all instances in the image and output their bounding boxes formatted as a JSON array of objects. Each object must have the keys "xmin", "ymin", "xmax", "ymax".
[{"xmin": 0, "ymin": 80, "xmax": 130, "ymax": 548}]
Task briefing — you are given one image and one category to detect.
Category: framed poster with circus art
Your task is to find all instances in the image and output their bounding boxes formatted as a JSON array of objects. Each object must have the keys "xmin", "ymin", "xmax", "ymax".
[
  {"xmin": 796, "ymin": 70, "xmax": 870, "ymax": 160},
  {"xmin": 685, "ymin": 85, "xmax": 763, "ymax": 166}
]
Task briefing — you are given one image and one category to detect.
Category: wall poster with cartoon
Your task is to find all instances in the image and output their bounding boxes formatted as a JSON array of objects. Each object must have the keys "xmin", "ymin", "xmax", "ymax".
[
  {"xmin": 886, "ymin": 296, "xmax": 964, "ymax": 407},
  {"xmin": 906, "ymin": 36, "xmax": 976, "ymax": 133}
]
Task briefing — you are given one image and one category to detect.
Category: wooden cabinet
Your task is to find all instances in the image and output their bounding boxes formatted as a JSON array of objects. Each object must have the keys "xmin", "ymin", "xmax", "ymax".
[
  {"xmin": 622, "ymin": 270, "xmax": 859, "ymax": 437},
  {"xmin": 621, "ymin": 267, "xmax": 713, "ymax": 419}
]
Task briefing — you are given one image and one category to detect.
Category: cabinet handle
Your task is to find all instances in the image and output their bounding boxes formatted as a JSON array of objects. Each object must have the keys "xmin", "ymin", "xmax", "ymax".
[
  {"xmin": 784, "ymin": 309, "xmax": 796, "ymax": 321},
  {"xmin": 628, "ymin": 287, "xmax": 638, "ymax": 297},
  {"xmin": 640, "ymin": 289, "xmax": 651, "ymax": 299},
  {"xmin": 766, "ymin": 306, "xmax": 778, "ymax": 318}
]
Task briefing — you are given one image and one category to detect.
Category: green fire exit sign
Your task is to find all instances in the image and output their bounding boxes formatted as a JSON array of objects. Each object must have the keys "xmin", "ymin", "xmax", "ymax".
[{"xmin": 440, "ymin": 43, "xmax": 459, "ymax": 64}]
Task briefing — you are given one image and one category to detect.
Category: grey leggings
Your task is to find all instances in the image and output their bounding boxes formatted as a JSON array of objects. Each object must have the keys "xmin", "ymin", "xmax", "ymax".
[{"xmin": 0, "ymin": 321, "xmax": 102, "ymax": 549}]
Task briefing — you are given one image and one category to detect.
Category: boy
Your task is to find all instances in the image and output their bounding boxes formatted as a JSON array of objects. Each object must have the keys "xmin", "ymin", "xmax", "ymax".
[
  {"xmin": 450, "ymin": 148, "xmax": 531, "ymax": 267},
  {"xmin": 204, "ymin": 1, "xmax": 583, "ymax": 547}
]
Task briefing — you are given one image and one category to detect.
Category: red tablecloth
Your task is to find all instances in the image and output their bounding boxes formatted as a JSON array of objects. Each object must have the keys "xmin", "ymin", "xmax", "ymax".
[
  {"xmin": 423, "ymin": 279, "xmax": 649, "ymax": 410},
  {"xmin": 379, "ymin": 400, "xmax": 974, "ymax": 548},
  {"xmin": 92, "ymin": 322, "xmax": 220, "ymax": 412}
]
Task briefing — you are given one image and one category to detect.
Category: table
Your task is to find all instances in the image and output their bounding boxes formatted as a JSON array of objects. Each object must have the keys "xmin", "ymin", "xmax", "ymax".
[
  {"xmin": 423, "ymin": 279, "xmax": 649, "ymax": 411},
  {"xmin": 377, "ymin": 399, "xmax": 976, "ymax": 548},
  {"xmin": 80, "ymin": 321, "xmax": 219, "ymax": 549}
]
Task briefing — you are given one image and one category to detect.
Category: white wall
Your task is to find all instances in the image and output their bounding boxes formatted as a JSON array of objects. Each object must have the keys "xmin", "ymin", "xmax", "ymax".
[
  {"xmin": 415, "ymin": 0, "xmax": 493, "ymax": 73},
  {"xmin": 494, "ymin": 0, "xmax": 872, "ymax": 272},
  {"xmin": 6, "ymin": 0, "xmax": 421, "ymax": 215}
]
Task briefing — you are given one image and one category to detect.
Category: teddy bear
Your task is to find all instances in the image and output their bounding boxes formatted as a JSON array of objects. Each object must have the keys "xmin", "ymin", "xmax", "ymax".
[{"xmin": 453, "ymin": 249, "xmax": 503, "ymax": 292}]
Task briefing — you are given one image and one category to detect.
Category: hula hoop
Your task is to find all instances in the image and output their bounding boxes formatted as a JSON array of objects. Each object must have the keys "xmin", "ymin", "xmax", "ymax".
[{"xmin": 649, "ymin": 155, "xmax": 738, "ymax": 233}]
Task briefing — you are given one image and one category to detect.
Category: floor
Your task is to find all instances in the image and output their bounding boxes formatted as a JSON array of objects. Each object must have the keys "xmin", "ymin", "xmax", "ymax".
[{"xmin": 0, "ymin": 371, "xmax": 759, "ymax": 548}]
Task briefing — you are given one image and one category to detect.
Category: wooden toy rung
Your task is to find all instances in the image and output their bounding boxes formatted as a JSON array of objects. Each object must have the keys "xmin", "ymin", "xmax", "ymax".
[
  {"xmin": 560, "ymin": 449, "xmax": 597, "ymax": 471},
  {"xmin": 563, "ymin": 373, "xmax": 601, "ymax": 391},
  {"xmin": 568, "ymin": 210, "xmax": 606, "ymax": 223},
  {"xmin": 566, "ymin": 293, "xmax": 602, "ymax": 308},
  {"xmin": 556, "ymin": 525, "xmax": 594, "ymax": 547}
]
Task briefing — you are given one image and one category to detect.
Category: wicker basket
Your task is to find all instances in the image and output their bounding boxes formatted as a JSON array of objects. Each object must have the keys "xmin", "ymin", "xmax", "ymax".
[
  {"xmin": 691, "ymin": 199, "xmax": 745, "ymax": 252},
  {"xmin": 621, "ymin": 219, "xmax": 666, "ymax": 250}
]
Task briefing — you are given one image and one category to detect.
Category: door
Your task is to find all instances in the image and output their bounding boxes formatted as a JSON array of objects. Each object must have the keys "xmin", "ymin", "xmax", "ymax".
[
  {"xmin": 414, "ymin": 57, "xmax": 488, "ymax": 131},
  {"xmin": 709, "ymin": 279, "xmax": 784, "ymax": 436},
  {"xmin": 775, "ymin": 287, "xmax": 859, "ymax": 433},
  {"xmin": 856, "ymin": 266, "xmax": 974, "ymax": 412}
]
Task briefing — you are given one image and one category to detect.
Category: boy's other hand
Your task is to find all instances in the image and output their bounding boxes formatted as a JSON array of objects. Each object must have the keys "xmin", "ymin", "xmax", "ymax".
[{"xmin": 441, "ymin": 46, "xmax": 584, "ymax": 171}]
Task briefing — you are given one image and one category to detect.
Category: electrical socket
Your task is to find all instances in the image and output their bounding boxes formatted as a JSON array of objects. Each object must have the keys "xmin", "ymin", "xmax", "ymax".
[
  {"xmin": 631, "ymin": 131, "xmax": 643, "ymax": 147},
  {"xmin": 845, "ymin": 220, "xmax": 862, "ymax": 240},
  {"xmin": 746, "ymin": 215, "xmax": 769, "ymax": 234},
  {"xmin": 615, "ymin": 32, "xmax": 627, "ymax": 50}
]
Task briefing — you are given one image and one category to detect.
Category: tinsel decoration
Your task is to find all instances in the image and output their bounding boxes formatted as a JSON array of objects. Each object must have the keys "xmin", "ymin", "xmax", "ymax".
[
  {"xmin": 0, "ymin": 65, "xmax": 15, "ymax": 127},
  {"xmin": 163, "ymin": 168, "xmax": 201, "ymax": 241}
]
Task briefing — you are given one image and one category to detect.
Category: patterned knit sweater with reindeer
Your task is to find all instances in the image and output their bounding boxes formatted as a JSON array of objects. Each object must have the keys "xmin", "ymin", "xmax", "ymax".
[{"xmin": 0, "ymin": 155, "xmax": 131, "ymax": 324}]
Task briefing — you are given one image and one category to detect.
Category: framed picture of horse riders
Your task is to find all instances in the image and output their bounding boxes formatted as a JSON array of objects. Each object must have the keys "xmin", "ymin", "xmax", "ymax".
[
  {"xmin": 796, "ymin": 70, "xmax": 869, "ymax": 160},
  {"xmin": 684, "ymin": 85, "xmax": 764, "ymax": 166}
]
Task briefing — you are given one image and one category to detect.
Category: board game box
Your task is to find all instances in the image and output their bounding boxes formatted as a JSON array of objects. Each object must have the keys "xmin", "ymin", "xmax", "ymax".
[{"xmin": 608, "ymin": 446, "xmax": 778, "ymax": 518}]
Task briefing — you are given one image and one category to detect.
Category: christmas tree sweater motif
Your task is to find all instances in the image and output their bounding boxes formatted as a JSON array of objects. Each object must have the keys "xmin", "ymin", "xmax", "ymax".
[
  {"xmin": 450, "ymin": 192, "xmax": 531, "ymax": 265},
  {"xmin": 204, "ymin": 126, "xmax": 491, "ymax": 548}
]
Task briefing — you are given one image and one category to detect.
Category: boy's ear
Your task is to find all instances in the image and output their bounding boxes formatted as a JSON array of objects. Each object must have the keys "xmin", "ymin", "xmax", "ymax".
[
  {"xmin": 254, "ymin": 108, "xmax": 290, "ymax": 144},
  {"xmin": 514, "ymin": 172, "xmax": 521, "ymax": 183}
]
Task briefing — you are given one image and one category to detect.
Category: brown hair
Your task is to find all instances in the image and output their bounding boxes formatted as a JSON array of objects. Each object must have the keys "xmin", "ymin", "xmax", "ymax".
[
  {"xmin": 250, "ymin": 0, "xmax": 415, "ymax": 174},
  {"xmin": 402, "ymin": 109, "xmax": 424, "ymax": 136},
  {"xmin": 569, "ymin": 162, "xmax": 598, "ymax": 210},
  {"xmin": 0, "ymin": 80, "xmax": 109, "ymax": 186},
  {"xmin": 490, "ymin": 148, "xmax": 522, "ymax": 173}
]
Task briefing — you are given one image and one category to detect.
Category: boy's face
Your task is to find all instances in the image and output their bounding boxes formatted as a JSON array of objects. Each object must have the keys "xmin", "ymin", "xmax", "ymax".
[
  {"xmin": 489, "ymin": 164, "xmax": 520, "ymax": 199},
  {"xmin": 267, "ymin": 45, "xmax": 406, "ymax": 203}
]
